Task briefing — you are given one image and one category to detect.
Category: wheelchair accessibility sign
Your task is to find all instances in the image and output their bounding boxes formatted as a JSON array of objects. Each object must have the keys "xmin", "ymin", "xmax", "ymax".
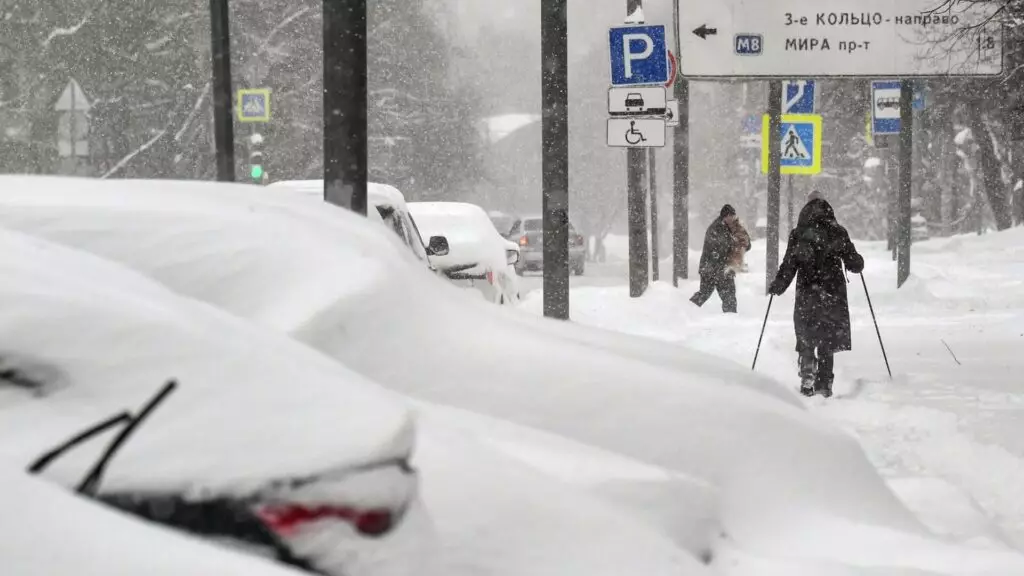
[
  {"xmin": 607, "ymin": 118, "xmax": 666, "ymax": 148},
  {"xmin": 237, "ymin": 88, "xmax": 271, "ymax": 123}
]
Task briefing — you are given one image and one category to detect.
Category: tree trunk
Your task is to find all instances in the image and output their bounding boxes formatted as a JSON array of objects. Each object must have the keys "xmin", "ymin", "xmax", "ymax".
[{"xmin": 967, "ymin": 107, "xmax": 1013, "ymax": 230}]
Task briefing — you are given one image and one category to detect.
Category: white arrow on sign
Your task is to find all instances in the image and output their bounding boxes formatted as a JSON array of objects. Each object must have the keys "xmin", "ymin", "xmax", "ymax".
[{"xmin": 784, "ymin": 81, "xmax": 806, "ymax": 113}]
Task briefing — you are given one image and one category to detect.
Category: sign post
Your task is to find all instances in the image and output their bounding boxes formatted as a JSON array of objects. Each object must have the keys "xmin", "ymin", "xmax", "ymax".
[
  {"xmin": 208, "ymin": 0, "xmax": 235, "ymax": 182},
  {"xmin": 542, "ymin": 0, "xmax": 571, "ymax": 320},
  {"xmin": 608, "ymin": 15, "xmax": 670, "ymax": 297},
  {"xmin": 671, "ymin": 0, "xmax": 690, "ymax": 285},
  {"xmin": 676, "ymin": 0, "xmax": 1003, "ymax": 289}
]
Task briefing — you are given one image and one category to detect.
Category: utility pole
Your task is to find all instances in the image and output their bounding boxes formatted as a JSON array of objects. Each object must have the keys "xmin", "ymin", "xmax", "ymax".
[
  {"xmin": 786, "ymin": 173, "xmax": 794, "ymax": 232},
  {"xmin": 323, "ymin": 0, "xmax": 368, "ymax": 215},
  {"xmin": 897, "ymin": 81, "xmax": 914, "ymax": 287},
  {"xmin": 671, "ymin": 0, "xmax": 689, "ymax": 285},
  {"xmin": 626, "ymin": 0, "xmax": 649, "ymax": 298},
  {"xmin": 541, "ymin": 0, "xmax": 570, "ymax": 319},
  {"xmin": 765, "ymin": 81, "xmax": 783, "ymax": 292},
  {"xmin": 208, "ymin": 0, "xmax": 235, "ymax": 181},
  {"xmin": 649, "ymin": 148, "xmax": 659, "ymax": 281}
]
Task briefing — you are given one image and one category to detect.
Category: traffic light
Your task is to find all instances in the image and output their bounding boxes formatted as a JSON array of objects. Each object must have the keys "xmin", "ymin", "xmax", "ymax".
[{"xmin": 249, "ymin": 150, "xmax": 264, "ymax": 183}]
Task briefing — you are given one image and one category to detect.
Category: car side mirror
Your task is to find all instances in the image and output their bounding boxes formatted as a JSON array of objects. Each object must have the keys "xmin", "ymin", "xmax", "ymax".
[
  {"xmin": 427, "ymin": 236, "xmax": 449, "ymax": 257},
  {"xmin": 506, "ymin": 249, "xmax": 520, "ymax": 265}
]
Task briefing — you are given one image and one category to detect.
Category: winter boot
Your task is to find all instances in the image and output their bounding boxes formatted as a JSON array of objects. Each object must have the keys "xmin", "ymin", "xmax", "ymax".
[
  {"xmin": 814, "ymin": 353, "xmax": 835, "ymax": 398},
  {"xmin": 798, "ymin": 353, "xmax": 816, "ymax": 397}
]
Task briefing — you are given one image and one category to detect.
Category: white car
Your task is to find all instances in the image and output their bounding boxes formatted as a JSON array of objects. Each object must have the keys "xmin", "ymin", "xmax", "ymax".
[
  {"xmin": 0, "ymin": 224, "xmax": 418, "ymax": 576},
  {"xmin": 407, "ymin": 201, "xmax": 521, "ymax": 305},
  {"xmin": 267, "ymin": 180, "xmax": 450, "ymax": 272}
]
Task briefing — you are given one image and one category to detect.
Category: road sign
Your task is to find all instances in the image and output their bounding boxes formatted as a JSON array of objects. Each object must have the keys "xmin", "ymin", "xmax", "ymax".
[
  {"xmin": 608, "ymin": 86, "xmax": 667, "ymax": 116},
  {"xmin": 665, "ymin": 51, "xmax": 677, "ymax": 88},
  {"xmin": 607, "ymin": 118, "xmax": 666, "ymax": 148},
  {"xmin": 741, "ymin": 114, "xmax": 760, "ymax": 134},
  {"xmin": 665, "ymin": 100, "xmax": 680, "ymax": 127},
  {"xmin": 761, "ymin": 113, "xmax": 821, "ymax": 175},
  {"xmin": 237, "ymin": 88, "xmax": 271, "ymax": 123},
  {"xmin": 871, "ymin": 80, "xmax": 901, "ymax": 135},
  {"xmin": 677, "ymin": 0, "xmax": 1003, "ymax": 78},
  {"xmin": 609, "ymin": 25, "xmax": 669, "ymax": 86},
  {"xmin": 782, "ymin": 80, "xmax": 816, "ymax": 114}
]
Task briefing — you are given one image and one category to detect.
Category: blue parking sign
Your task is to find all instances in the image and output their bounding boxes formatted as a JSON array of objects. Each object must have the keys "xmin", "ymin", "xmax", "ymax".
[{"xmin": 609, "ymin": 25, "xmax": 668, "ymax": 86}]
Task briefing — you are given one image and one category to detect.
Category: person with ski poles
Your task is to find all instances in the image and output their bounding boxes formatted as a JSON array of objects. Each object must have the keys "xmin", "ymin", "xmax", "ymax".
[{"xmin": 768, "ymin": 195, "xmax": 864, "ymax": 398}]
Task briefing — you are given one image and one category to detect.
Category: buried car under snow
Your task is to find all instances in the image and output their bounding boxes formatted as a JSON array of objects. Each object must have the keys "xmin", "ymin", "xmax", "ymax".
[{"xmin": 0, "ymin": 225, "xmax": 417, "ymax": 576}]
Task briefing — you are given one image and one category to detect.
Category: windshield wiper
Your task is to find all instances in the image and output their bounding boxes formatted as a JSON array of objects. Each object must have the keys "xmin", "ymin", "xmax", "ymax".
[{"xmin": 26, "ymin": 380, "xmax": 178, "ymax": 498}]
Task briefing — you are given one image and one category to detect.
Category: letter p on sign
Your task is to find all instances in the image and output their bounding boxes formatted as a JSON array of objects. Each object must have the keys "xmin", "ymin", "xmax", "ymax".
[{"xmin": 622, "ymin": 34, "xmax": 653, "ymax": 78}]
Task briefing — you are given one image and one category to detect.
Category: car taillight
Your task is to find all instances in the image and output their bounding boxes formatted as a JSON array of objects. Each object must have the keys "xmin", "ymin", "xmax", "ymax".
[
  {"xmin": 256, "ymin": 504, "xmax": 395, "ymax": 538},
  {"xmin": 519, "ymin": 235, "xmax": 528, "ymax": 246}
]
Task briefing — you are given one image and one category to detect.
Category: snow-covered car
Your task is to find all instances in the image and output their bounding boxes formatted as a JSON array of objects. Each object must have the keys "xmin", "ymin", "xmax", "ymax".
[
  {"xmin": 10, "ymin": 177, "xmax": 1024, "ymax": 573},
  {"xmin": 2, "ymin": 468, "xmax": 309, "ymax": 576},
  {"xmin": 507, "ymin": 215, "xmax": 586, "ymax": 276},
  {"xmin": 407, "ymin": 201, "xmax": 521, "ymax": 305},
  {"xmin": 0, "ymin": 225, "xmax": 418, "ymax": 576},
  {"xmin": 268, "ymin": 179, "xmax": 450, "ymax": 272}
]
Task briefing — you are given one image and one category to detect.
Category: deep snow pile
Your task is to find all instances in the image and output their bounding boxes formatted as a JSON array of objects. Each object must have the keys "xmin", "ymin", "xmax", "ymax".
[
  {"xmin": 523, "ymin": 229, "xmax": 1024, "ymax": 568},
  {"xmin": 2, "ymin": 469, "xmax": 310, "ymax": 576},
  {"xmin": 0, "ymin": 177, "xmax": 933, "ymax": 553},
  {"xmin": 0, "ymin": 199, "xmax": 708, "ymax": 576}
]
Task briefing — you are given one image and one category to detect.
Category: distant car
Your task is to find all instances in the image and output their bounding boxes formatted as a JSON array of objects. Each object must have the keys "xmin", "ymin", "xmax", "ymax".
[
  {"xmin": 0, "ymin": 226, "xmax": 418, "ymax": 576},
  {"xmin": 268, "ymin": 180, "xmax": 450, "ymax": 272},
  {"xmin": 408, "ymin": 201, "xmax": 521, "ymax": 305},
  {"xmin": 508, "ymin": 215, "xmax": 586, "ymax": 276},
  {"xmin": 488, "ymin": 211, "xmax": 516, "ymax": 238}
]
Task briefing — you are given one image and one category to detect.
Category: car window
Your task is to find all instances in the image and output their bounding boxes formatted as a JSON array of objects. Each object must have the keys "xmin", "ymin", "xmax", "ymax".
[
  {"xmin": 509, "ymin": 220, "xmax": 522, "ymax": 236},
  {"xmin": 523, "ymin": 219, "xmax": 543, "ymax": 232}
]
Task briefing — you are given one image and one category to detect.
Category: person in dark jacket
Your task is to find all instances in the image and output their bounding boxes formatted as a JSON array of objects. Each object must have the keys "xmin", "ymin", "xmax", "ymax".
[
  {"xmin": 691, "ymin": 204, "xmax": 748, "ymax": 313},
  {"xmin": 768, "ymin": 197, "xmax": 864, "ymax": 397}
]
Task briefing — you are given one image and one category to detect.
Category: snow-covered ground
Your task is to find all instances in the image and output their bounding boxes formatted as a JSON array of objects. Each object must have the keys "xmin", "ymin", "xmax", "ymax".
[{"xmin": 524, "ymin": 229, "xmax": 1024, "ymax": 555}]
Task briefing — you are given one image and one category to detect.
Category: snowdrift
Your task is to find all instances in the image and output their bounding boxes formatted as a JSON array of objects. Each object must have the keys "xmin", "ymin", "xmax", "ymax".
[
  {"xmin": 0, "ymin": 176, "xmax": 934, "ymax": 553},
  {"xmin": 0, "ymin": 217, "xmax": 704, "ymax": 576}
]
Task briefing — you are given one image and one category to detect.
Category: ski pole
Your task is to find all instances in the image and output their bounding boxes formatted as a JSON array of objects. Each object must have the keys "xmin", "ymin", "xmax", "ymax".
[
  {"xmin": 752, "ymin": 295, "xmax": 773, "ymax": 371},
  {"xmin": 860, "ymin": 274, "xmax": 892, "ymax": 380}
]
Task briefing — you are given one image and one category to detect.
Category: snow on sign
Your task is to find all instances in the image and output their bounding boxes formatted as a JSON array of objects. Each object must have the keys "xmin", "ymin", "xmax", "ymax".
[
  {"xmin": 236, "ymin": 88, "xmax": 271, "ymax": 123},
  {"xmin": 760, "ymin": 113, "xmax": 822, "ymax": 175},
  {"xmin": 677, "ymin": 0, "xmax": 1003, "ymax": 78}
]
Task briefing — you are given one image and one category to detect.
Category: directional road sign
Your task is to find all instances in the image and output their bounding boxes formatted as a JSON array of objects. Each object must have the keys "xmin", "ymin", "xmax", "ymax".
[
  {"xmin": 871, "ymin": 80, "xmax": 901, "ymax": 135},
  {"xmin": 237, "ymin": 88, "xmax": 271, "ymax": 123},
  {"xmin": 609, "ymin": 25, "xmax": 669, "ymax": 86},
  {"xmin": 761, "ymin": 113, "xmax": 821, "ymax": 175},
  {"xmin": 608, "ymin": 86, "xmax": 667, "ymax": 116},
  {"xmin": 677, "ymin": 0, "xmax": 1003, "ymax": 78},
  {"xmin": 782, "ymin": 80, "xmax": 816, "ymax": 114},
  {"xmin": 607, "ymin": 118, "xmax": 666, "ymax": 148}
]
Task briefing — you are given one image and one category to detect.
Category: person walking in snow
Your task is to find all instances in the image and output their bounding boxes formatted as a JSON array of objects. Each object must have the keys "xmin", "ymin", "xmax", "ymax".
[
  {"xmin": 768, "ymin": 196, "xmax": 864, "ymax": 398},
  {"xmin": 691, "ymin": 204, "xmax": 748, "ymax": 313}
]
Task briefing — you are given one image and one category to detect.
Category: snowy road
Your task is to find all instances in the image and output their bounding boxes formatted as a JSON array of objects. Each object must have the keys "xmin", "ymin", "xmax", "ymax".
[{"xmin": 522, "ymin": 230, "xmax": 1024, "ymax": 551}]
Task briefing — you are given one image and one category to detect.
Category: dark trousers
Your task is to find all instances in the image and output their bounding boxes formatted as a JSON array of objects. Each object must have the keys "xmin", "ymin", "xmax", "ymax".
[
  {"xmin": 798, "ymin": 345, "xmax": 835, "ymax": 389},
  {"xmin": 690, "ymin": 272, "xmax": 737, "ymax": 313}
]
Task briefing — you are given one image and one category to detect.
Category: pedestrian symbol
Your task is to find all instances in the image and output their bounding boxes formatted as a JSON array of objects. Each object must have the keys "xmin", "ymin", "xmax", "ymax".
[
  {"xmin": 236, "ymin": 88, "xmax": 271, "ymax": 123},
  {"xmin": 760, "ymin": 113, "xmax": 822, "ymax": 175},
  {"xmin": 782, "ymin": 127, "xmax": 809, "ymax": 159}
]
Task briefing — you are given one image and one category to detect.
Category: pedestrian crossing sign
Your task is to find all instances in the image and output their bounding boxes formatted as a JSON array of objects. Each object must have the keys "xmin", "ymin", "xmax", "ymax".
[
  {"xmin": 237, "ymin": 88, "xmax": 271, "ymax": 123},
  {"xmin": 760, "ymin": 113, "xmax": 822, "ymax": 175}
]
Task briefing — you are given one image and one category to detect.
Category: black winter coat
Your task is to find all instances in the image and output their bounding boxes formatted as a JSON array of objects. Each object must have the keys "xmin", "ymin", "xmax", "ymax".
[
  {"xmin": 698, "ymin": 217, "xmax": 732, "ymax": 278},
  {"xmin": 770, "ymin": 199, "xmax": 864, "ymax": 353}
]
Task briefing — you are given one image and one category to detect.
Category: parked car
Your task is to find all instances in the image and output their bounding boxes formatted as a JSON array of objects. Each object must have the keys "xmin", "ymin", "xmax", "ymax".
[
  {"xmin": 408, "ymin": 201, "xmax": 521, "ymax": 305},
  {"xmin": 507, "ymin": 215, "xmax": 586, "ymax": 276},
  {"xmin": 0, "ymin": 225, "xmax": 419, "ymax": 576},
  {"xmin": 268, "ymin": 180, "xmax": 450, "ymax": 272}
]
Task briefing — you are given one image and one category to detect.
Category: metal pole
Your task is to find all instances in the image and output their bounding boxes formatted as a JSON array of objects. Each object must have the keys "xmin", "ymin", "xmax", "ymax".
[
  {"xmin": 649, "ymin": 148, "xmax": 660, "ymax": 281},
  {"xmin": 671, "ymin": 0, "xmax": 689, "ymax": 285},
  {"xmin": 541, "ymin": 0, "xmax": 570, "ymax": 319},
  {"xmin": 209, "ymin": 0, "xmax": 235, "ymax": 181},
  {"xmin": 323, "ymin": 0, "xmax": 368, "ymax": 215},
  {"xmin": 766, "ymin": 81, "xmax": 783, "ymax": 293},
  {"xmin": 625, "ymin": 0, "xmax": 649, "ymax": 298},
  {"xmin": 897, "ymin": 81, "xmax": 913, "ymax": 288}
]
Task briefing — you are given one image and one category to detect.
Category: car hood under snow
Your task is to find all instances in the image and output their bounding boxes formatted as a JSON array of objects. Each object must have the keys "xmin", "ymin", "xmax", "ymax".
[{"xmin": 0, "ymin": 222, "xmax": 413, "ymax": 496}]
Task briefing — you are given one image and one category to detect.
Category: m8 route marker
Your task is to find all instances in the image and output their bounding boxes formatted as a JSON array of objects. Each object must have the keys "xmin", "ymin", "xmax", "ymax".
[{"xmin": 677, "ymin": 0, "xmax": 1003, "ymax": 78}]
